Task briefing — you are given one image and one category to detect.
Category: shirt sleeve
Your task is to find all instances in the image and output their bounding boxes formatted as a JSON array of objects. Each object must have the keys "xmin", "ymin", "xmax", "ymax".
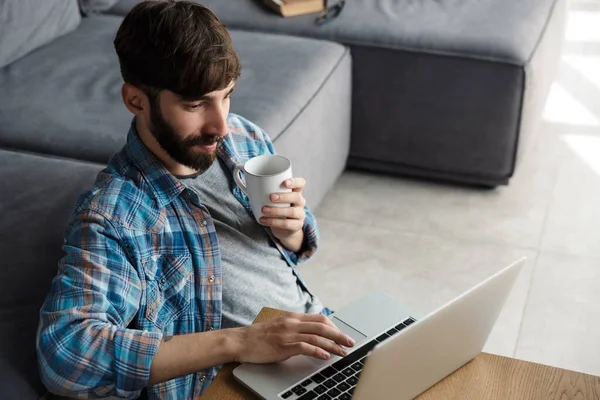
[
  {"xmin": 255, "ymin": 124, "xmax": 320, "ymax": 265},
  {"xmin": 36, "ymin": 209, "xmax": 162, "ymax": 399},
  {"xmin": 291, "ymin": 210, "xmax": 320, "ymax": 265}
]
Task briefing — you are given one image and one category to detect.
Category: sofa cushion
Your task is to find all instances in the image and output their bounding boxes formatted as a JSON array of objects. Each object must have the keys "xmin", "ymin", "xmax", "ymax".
[
  {"xmin": 0, "ymin": 358, "xmax": 40, "ymax": 400},
  {"xmin": 0, "ymin": 14, "xmax": 348, "ymax": 164},
  {"xmin": 0, "ymin": 150, "xmax": 102, "ymax": 399},
  {"xmin": 79, "ymin": 0, "xmax": 121, "ymax": 15},
  {"xmin": 111, "ymin": 0, "xmax": 564, "ymax": 186},
  {"xmin": 111, "ymin": 0, "xmax": 557, "ymax": 65},
  {"xmin": 0, "ymin": 0, "xmax": 81, "ymax": 68}
]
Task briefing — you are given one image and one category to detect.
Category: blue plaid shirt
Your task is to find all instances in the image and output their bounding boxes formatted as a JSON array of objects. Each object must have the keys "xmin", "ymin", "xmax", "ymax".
[{"xmin": 36, "ymin": 114, "xmax": 320, "ymax": 399}]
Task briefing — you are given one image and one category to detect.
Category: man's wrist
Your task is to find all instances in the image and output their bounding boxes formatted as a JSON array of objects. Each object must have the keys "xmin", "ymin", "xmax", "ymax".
[
  {"xmin": 221, "ymin": 327, "xmax": 245, "ymax": 363},
  {"xmin": 278, "ymin": 230, "xmax": 304, "ymax": 253}
]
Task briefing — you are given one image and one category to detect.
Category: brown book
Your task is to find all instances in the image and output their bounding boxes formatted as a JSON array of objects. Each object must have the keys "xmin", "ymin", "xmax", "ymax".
[{"xmin": 263, "ymin": 0, "xmax": 325, "ymax": 18}]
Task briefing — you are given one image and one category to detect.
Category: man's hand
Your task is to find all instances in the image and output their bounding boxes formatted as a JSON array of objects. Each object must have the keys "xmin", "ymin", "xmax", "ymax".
[
  {"xmin": 148, "ymin": 312, "xmax": 355, "ymax": 385},
  {"xmin": 232, "ymin": 312, "xmax": 355, "ymax": 364},
  {"xmin": 260, "ymin": 177, "xmax": 307, "ymax": 253}
]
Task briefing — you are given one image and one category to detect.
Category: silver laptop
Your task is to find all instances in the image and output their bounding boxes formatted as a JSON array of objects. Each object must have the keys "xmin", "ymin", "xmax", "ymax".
[{"xmin": 233, "ymin": 258, "xmax": 526, "ymax": 400}]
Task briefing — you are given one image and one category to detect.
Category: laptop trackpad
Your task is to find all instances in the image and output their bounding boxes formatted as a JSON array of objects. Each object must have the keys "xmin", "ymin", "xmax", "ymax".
[
  {"xmin": 331, "ymin": 316, "xmax": 368, "ymax": 346},
  {"xmin": 306, "ymin": 316, "xmax": 368, "ymax": 369}
]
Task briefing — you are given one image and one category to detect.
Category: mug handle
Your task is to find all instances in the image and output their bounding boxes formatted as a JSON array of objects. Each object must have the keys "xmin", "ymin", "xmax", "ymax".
[{"xmin": 233, "ymin": 165, "xmax": 248, "ymax": 195}]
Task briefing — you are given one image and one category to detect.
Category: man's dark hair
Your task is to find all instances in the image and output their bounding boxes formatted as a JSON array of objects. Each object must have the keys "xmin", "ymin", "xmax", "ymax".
[{"xmin": 114, "ymin": 0, "xmax": 241, "ymax": 101}]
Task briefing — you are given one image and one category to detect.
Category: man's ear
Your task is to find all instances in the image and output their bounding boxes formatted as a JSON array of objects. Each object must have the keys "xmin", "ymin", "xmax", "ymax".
[{"xmin": 121, "ymin": 83, "xmax": 147, "ymax": 115}]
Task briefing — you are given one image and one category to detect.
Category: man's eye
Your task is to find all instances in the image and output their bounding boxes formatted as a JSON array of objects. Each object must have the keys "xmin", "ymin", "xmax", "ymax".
[{"xmin": 187, "ymin": 103, "xmax": 206, "ymax": 111}]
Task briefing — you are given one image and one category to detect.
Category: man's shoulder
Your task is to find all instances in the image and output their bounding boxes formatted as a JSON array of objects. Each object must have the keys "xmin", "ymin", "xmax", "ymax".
[
  {"xmin": 72, "ymin": 168, "xmax": 163, "ymax": 233},
  {"xmin": 224, "ymin": 114, "xmax": 275, "ymax": 159},
  {"xmin": 227, "ymin": 113, "xmax": 267, "ymax": 141}
]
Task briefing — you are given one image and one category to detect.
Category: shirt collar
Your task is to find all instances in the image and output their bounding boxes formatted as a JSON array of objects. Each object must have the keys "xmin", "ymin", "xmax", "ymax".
[{"xmin": 123, "ymin": 118, "xmax": 187, "ymax": 208}]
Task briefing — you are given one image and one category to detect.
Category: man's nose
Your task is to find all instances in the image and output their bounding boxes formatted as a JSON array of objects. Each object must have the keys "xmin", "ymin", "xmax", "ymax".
[{"xmin": 206, "ymin": 107, "xmax": 228, "ymax": 137}]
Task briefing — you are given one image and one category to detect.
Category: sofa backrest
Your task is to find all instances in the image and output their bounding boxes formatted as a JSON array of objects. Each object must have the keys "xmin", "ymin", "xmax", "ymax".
[
  {"xmin": 79, "ymin": 0, "xmax": 122, "ymax": 15},
  {"xmin": 0, "ymin": 150, "xmax": 102, "ymax": 399},
  {"xmin": 0, "ymin": 0, "xmax": 81, "ymax": 69}
]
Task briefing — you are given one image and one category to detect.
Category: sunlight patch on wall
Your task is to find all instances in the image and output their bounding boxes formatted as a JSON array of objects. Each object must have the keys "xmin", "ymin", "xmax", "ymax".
[
  {"xmin": 543, "ymin": 83, "xmax": 600, "ymax": 126},
  {"xmin": 562, "ymin": 134, "xmax": 600, "ymax": 176},
  {"xmin": 565, "ymin": 10, "xmax": 600, "ymax": 42},
  {"xmin": 563, "ymin": 55, "xmax": 600, "ymax": 91}
]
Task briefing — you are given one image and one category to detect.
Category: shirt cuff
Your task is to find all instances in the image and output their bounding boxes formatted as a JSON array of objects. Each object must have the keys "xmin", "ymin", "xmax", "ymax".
[
  {"xmin": 289, "ymin": 219, "xmax": 319, "ymax": 265},
  {"xmin": 113, "ymin": 327, "xmax": 163, "ymax": 395}
]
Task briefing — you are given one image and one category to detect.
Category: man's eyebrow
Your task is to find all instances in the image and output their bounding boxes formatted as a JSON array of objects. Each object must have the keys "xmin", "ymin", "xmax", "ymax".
[{"xmin": 178, "ymin": 85, "xmax": 236, "ymax": 102}]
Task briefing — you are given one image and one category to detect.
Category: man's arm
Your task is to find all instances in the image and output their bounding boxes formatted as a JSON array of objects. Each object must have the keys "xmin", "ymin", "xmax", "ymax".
[
  {"xmin": 259, "ymin": 176, "xmax": 319, "ymax": 262},
  {"xmin": 38, "ymin": 210, "xmax": 352, "ymax": 396},
  {"xmin": 149, "ymin": 313, "xmax": 355, "ymax": 385},
  {"xmin": 148, "ymin": 330, "xmax": 235, "ymax": 385},
  {"xmin": 227, "ymin": 114, "xmax": 320, "ymax": 262},
  {"xmin": 36, "ymin": 210, "xmax": 162, "ymax": 398},
  {"xmin": 276, "ymin": 230, "xmax": 304, "ymax": 254},
  {"xmin": 250, "ymin": 121, "xmax": 320, "ymax": 263}
]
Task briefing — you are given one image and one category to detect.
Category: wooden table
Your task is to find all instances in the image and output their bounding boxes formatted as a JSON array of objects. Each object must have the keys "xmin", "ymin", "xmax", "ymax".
[{"xmin": 202, "ymin": 308, "xmax": 600, "ymax": 400}]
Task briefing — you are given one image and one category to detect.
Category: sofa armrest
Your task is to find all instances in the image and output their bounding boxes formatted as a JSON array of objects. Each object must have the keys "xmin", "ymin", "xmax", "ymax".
[{"xmin": 0, "ymin": 358, "xmax": 42, "ymax": 400}]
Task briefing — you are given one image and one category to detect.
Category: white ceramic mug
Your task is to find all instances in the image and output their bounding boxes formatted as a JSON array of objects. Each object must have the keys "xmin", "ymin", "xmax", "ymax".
[{"xmin": 233, "ymin": 155, "xmax": 293, "ymax": 223}]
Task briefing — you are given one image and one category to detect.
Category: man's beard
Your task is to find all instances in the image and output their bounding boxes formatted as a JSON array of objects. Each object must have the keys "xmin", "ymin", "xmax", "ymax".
[{"xmin": 148, "ymin": 103, "xmax": 221, "ymax": 172}]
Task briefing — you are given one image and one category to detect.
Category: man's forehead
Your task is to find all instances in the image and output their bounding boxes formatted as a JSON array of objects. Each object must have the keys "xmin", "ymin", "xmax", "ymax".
[
  {"xmin": 204, "ymin": 82, "xmax": 236, "ymax": 97},
  {"xmin": 171, "ymin": 81, "xmax": 236, "ymax": 101}
]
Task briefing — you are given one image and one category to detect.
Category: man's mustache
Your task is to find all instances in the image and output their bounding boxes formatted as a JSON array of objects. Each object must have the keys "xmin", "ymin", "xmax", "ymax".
[{"xmin": 183, "ymin": 134, "xmax": 223, "ymax": 147}]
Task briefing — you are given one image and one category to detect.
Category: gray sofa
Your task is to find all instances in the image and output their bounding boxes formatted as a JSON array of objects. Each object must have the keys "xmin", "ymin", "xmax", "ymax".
[
  {"xmin": 111, "ymin": 0, "xmax": 566, "ymax": 186},
  {"xmin": 0, "ymin": 151, "xmax": 102, "ymax": 400},
  {"xmin": 0, "ymin": 14, "xmax": 351, "ymax": 208},
  {"xmin": 0, "ymin": 2, "xmax": 351, "ymax": 398},
  {"xmin": 0, "ymin": 0, "xmax": 564, "ymax": 398}
]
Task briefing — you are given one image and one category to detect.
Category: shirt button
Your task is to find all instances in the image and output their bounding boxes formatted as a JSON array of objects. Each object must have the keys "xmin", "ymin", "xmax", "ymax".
[
  {"xmin": 199, "ymin": 220, "xmax": 207, "ymax": 227},
  {"xmin": 209, "ymin": 326, "xmax": 214, "ymax": 331},
  {"xmin": 199, "ymin": 375, "xmax": 206, "ymax": 382},
  {"xmin": 209, "ymin": 274, "xmax": 215, "ymax": 283},
  {"xmin": 159, "ymin": 277, "xmax": 166, "ymax": 285}
]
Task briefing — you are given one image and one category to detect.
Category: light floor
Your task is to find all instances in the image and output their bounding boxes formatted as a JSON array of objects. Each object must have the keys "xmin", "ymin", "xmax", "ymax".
[{"xmin": 302, "ymin": 0, "xmax": 600, "ymax": 377}]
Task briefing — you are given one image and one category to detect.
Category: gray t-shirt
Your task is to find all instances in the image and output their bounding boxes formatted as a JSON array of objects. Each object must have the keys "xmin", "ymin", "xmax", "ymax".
[{"xmin": 178, "ymin": 158, "xmax": 323, "ymax": 328}]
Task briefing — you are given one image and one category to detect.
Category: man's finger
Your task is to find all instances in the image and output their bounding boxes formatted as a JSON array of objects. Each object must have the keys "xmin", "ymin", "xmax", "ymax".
[
  {"xmin": 282, "ymin": 177, "xmax": 306, "ymax": 190},
  {"xmin": 296, "ymin": 322, "xmax": 355, "ymax": 347},
  {"xmin": 262, "ymin": 205, "xmax": 305, "ymax": 220},
  {"xmin": 281, "ymin": 314, "xmax": 355, "ymax": 347},
  {"xmin": 270, "ymin": 192, "xmax": 306, "ymax": 206},
  {"xmin": 291, "ymin": 334, "xmax": 348, "ymax": 357},
  {"xmin": 259, "ymin": 217, "xmax": 303, "ymax": 231},
  {"xmin": 298, "ymin": 313, "xmax": 339, "ymax": 330},
  {"xmin": 285, "ymin": 342, "xmax": 330, "ymax": 360}
]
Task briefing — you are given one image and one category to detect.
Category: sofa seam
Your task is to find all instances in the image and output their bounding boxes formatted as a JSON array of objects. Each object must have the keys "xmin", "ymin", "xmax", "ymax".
[
  {"xmin": 525, "ymin": 0, "xmax": 561, "ymax": 64},
  {"xmin": 506, "ymin": 65, "xmax": 527, "ymax": 179},
  {"xmin": 506, "ymin": 0, "xmax": 563, "ymax": 180},
  {"xmin": 225, "ymin": 23, "xmax": 537, "ymax": 67},
  {"xmin": 333, "ymin": 38, "xmax": 524, "ymax": 66},
  {"xmin": 348, "ymin": 155, "xmax": 508, "ymax": 184},
  {"xmin": 0, "ymin": 144, "xmax": 106, "ymax": 167},
  {"xmin": 274, "ymin": 45, "xmax": 351, "ymax": 143}
]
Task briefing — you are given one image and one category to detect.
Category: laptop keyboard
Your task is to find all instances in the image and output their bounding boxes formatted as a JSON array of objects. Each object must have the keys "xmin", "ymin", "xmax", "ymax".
[{"xmin": 280, "ymin": 317, "xmax": 417, "ymax": 399}]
